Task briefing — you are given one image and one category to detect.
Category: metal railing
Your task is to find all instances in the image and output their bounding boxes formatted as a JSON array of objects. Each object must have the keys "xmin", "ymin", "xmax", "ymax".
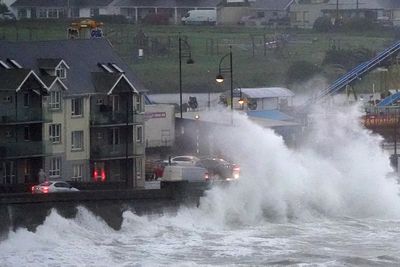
[
  {"xmin": 90, "ymin": 111, "xmax": 144, "ymax": 125},
  {"xmin": 91, "ymin": 143, "xmax": 134, "ymax": 159},
  {"xmin": 0, "ymin": 141, "xmax": 47, "ymax": 159}
]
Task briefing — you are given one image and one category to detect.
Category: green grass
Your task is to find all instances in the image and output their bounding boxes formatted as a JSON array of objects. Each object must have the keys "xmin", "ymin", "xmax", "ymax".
[{"xmin": 0, "ymin": 20, "xmax": 397, "ymax": 93}]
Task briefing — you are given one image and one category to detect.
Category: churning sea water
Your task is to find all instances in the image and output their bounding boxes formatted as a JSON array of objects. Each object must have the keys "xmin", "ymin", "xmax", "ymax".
[{"xmin": 1, "ymin": 105, "xmax": 400, "ymax": 266}]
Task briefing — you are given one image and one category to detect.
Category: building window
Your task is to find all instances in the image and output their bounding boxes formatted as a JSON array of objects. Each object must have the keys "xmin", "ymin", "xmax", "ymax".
[
  {"xmin": 3, "ymin": 96, "xmax": 12, "ymax": 103},
  {"xmin": 5, "ymin": 129, "xmax": 13, "ymax": 138},
  {"xmin": 110, "ymin": 95, "xmax": 119, "ymax": 112},
  {"xmin": 39, "ymin": 8, "xmax": 47, "ymax": 18},
  {"xmin": 71, "ymin": 98, "xmax": 83, "ymax": 117},
  {"xmin": 108, "ymin": 128, "xmax": 120, "ymax": 146},
  {"xmin": 136, "ymin": 125, "xmax": 143, "ymax": 143},
  {"xmin": 23, "ymin": 93, "xmax": 30, "ymax": 107},
  {"xmin": 135, "ymin": 94, "xmax": 142, "ymax": 113},
  {"xmin": 49, "ymin": 157, "xmax": 61, "ymax": 178},
  {"xmin": 24, "ymin": 126, "xmax": 31, "ymax": 141},
  {"xmin": 71, "ymin": 131, "xmax": 84, "ymax": 151},
  {"xmin": 136, "ymin": 158, "xmax": 142, "ymax": 180},
  {"xmin": 56, "ymin": 67, "xmax": 66, "ymax": 79},
  {"xmin": 2, "ymin": 161, "xmax": 16, "ymax": 184},
  {"xmin": 96, "ymin": 98, "xmax": 104, "ymax": 105},
  {"xmin": 49, "ymin": 124, "xmax": 61, "ymax": 143},
  {"xmin": 48, "ymin": 9, "xmax": 58, "ymax": 18},
  {"xmin": 72, "ymin": 164, "xmax": 83, "ymax": 181},
  {"xmin": 18, "ymin": 8, "xmax": 27, "ymax": 18},
  {"xmin": 90, "ymin": 8, "xmax": 99, "ymax": 17},
  {"xmin": 49, "ymin": 91, "xmax": 61, "ymax": 110}
]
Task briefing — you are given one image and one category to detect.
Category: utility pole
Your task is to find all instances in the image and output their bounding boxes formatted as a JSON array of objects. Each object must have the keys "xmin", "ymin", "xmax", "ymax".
[{"xmin": 336, "ymin": 0, "xmax": 339, "ymax": 22}]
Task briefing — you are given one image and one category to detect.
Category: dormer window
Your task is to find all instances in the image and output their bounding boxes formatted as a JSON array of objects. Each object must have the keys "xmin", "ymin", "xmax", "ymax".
[{"xmin": 56, "ymin": 67, "xmax": 66, "ymax": 79}]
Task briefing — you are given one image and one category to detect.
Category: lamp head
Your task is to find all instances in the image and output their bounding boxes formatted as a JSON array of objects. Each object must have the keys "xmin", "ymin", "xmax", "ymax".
[
  {"xmin": 238, "ymin": 98, "xmax": 245, "ymax": 105},
  {"xmin": 216, "ymin": 74, "xmax": 224, "ymax": 83}
]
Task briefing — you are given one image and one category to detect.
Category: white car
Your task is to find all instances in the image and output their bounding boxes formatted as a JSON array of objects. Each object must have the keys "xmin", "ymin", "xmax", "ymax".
[
  {"xmin": 32, "ymin": 181, "xmax": 79, "ymax": 194},
  {"xmin": 170, "ymin": 156, "xmax": 200, "ymax": 166}
]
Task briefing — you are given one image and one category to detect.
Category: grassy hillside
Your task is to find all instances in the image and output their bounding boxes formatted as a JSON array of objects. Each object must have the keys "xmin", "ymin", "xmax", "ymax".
[{"xmin": 0, "ymin": 20, "xmax": 397, "ymax": 94}]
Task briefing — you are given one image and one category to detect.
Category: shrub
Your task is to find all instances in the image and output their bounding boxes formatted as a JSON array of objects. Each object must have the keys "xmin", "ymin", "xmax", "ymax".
[
  {"xmin": 340, "ymin": 17, "xmax": 376, "ymax": 32},
  {"xmin": 286, "ymin": 61, "xmax": 321, "ymax": 84},
  {"xmin": 92, "ymin": 15, "xmax": 128, "ymax": 24},
  {"xmin": 142, "ymin": 13, "xmax": 169, "ymax": 25},
  {"xmin": 0, "ymin": 3, "xmax": 8, "ymax": 14},
  {"xmin": 313, "ymin": 16, "xmax": 333, "ymax": 32},
  {"xmin": 323, "ymin": 48, "xmax": 374, "ymax": 70}
]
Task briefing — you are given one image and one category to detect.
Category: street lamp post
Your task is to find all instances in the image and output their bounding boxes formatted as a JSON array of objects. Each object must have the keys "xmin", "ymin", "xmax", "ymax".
[
  {"xmin": 178, "ymin": 33, "xmax": 194, "ymax": 118},
  {"xmin": 216, "ymin": 45, "xmax": 233, "ymax": 111}
]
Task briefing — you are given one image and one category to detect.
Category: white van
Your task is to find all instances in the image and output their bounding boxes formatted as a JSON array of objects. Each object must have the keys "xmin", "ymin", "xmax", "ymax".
[
  {"xmin": 181, "ymin": 10, "xmax": 216, "ymax": 25},
  {"xmin": 161, "ymin": 165, "xmax": 209, "ymax": 182}
]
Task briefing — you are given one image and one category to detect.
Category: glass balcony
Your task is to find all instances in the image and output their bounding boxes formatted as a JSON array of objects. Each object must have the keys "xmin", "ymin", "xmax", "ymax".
[
  {"xmin": 91, "ymin": 143, "xmax": 134, "ymax": 159},
  {"xmin": 0, "ymin": 141, "xmax": 47, "ymax": 159},
  {"xmin": 0, "ymin": 108, "xmax": 44, "ymax": 125}
]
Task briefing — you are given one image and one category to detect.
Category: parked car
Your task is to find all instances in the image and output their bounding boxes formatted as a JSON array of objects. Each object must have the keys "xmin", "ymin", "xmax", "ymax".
[
  {"xmin": 170, "ymin": 155, "xmax": 200, "ymax": 166},
  {"xmin": 31, "ymin": 181, "xmax": 79, "ymax": 194},
  {"xmin": 195, "ymin": 158, "xmax": 240, "ymax": 180}
]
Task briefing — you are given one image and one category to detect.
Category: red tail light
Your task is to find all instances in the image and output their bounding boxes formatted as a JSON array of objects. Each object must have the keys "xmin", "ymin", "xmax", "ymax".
[
  {"xmin": 101, "ymin": 169, "xmax": 106, "ymax": 182},
  {"xmin": 31, "ymin": 186, "xmax": 35, "ymax": 193},
  {"xmin": 41, "ymin": 186, "xmax": 49, "ymax": 193},
  {"xmin": 93, "ymin": 170, "xmax": 98, "ymax": 181}
]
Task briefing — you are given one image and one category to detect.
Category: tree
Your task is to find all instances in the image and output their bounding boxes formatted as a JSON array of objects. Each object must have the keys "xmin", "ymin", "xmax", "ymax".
[
  {"xmin": 323, "ymin": 48, "xmax": 373, "ymax": 70},
  {"xmin": 313, "ymin": 16, "xmax": 333, "ymax": 32},
  {"xmin": 0, "ymin": 3, "xmax": 9, "ymax": 14},
  {"xmin": 286, "ymin": 61, "xmax": 321, "ymax": 85}
]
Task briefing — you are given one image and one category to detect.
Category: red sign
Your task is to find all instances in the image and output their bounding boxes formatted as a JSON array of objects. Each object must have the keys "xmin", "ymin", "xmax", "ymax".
[{"xmin": 145, "ymin": 112, "xmax": 167, "ymax": 120}]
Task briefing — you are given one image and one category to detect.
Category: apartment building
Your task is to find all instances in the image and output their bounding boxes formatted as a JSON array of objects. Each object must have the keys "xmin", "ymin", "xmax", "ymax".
[{"xmin": 0, "ymin": 39, "xmax": 146, "ymax": 188}]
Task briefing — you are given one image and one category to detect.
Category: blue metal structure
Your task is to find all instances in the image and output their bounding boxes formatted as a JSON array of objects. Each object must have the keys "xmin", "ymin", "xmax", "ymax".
[
  {"xmin": 378, "ymin": 91, "xmax": 400, "ymax": 106},
  {"xmin": 308, "ymin": 40, "xmax": 400, "ymax": 105}
]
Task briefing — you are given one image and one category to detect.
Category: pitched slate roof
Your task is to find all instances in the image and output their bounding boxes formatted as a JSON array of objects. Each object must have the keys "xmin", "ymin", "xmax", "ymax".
[
  {"xmin": 114, "ymin": 0, "xmax": 219, "ymax": 8},
  {"xmin": 0, "ymin": 39, "xmax": 145, "ymax": 95},
  {"xmin": 12, "ymin": 0, "xmax": 114, "ymax": 7},
  {"xmin": 37, "ymin": 58, "xmax": 63, "ymax": 69},
  {"xmin": 91, "ymin": 72, "xmax": 122, "ymax": 93},
  {"xmin": 0, "ymin": 69, "xmax": 31, "ymax": 91},
  {"xmin": 251, "ymin": 0, "xmax": 294, "ymax": 11}
]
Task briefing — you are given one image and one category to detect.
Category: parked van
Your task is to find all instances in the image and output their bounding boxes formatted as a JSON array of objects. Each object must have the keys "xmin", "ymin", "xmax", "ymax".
[
  {"xmin": 181, "ymin": 10, "xmax": 216, "ymax": 25},
  {"xmin": 161, "ymin": 165, "xmax": 209, "ymax": 182}
]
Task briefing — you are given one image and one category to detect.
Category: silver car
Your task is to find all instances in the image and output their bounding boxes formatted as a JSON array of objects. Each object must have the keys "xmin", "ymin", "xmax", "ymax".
[{"xmin": 32, "ymin": 181, "xmax": 79, "ymax": 194}]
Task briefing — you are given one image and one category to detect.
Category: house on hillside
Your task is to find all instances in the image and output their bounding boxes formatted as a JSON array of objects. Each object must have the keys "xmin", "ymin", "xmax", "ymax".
[
  {"xmin": 11, "ymin": 0, "xmax": 117, "ymax": 19},
  {"xmin": 0, "ymin": 39, "xmax": 146, "ymax": 188},
  {"xmin": 217, "ymin": 0, "xmax": 293, "ymax": 26},
  {"xmin": 114, "ymin": 0, "xmax": 219, "ymax": 24},
  {"xmin": 290, "ymin": 0, "xmax": 400, "ymax": 29}
]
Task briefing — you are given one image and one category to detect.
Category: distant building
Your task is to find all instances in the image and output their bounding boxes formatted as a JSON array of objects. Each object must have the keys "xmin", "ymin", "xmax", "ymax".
[
  {"xmin": 114, "ymin": 0, "xmax": 219, "ymax": 24},
  {"xmin": 0, "ymin": 39, "xmax": 146, "ymax": 188},
  {"xmin": 217, "ymin": 0, "xmax": 293, "ymax": 26},
  {"xmin": 144, "ymin": 103, "xmax": 175, "ymax": 158},
  {"xmin": 290, "ymin": 0, "xmax": 400, "ymax": 29}
]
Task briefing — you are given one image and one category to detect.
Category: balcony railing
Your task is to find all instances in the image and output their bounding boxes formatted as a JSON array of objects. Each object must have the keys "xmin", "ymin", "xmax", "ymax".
[
  {"xmin": 91, "ymin": 143, "xmax": 134, "ymax": 159},
  {"xmin": 0, "ymin": 108, "xmax": 44, "ymax": 124},
  {"xmin": 0, "ymin": 141, "xmax": 48, "ymax": 159},
  {"xmin": 90, "ymin": 111, "xmax": 144, "ymax": 126}
]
